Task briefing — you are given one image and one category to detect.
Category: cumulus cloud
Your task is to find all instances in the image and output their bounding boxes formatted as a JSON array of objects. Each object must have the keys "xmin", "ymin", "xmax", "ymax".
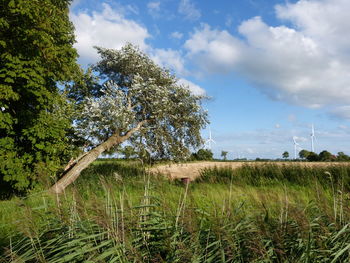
[
  {"xmin": 275, "ymin": 0, "xmax": 350, "ymax": 57},
  {"xmin": 177, "ymin": 78, "xmax": 206, "ymax": 96},
  {"xmin": 183, "ymin": 0, "xmax": 350, "ymax": 115},
  {"xmin": 150, "ymin": 48, "xmax": 187, "ymax": 75},
  {"xmin": 178, "ymin": 0, "xmax": 201, "ymax": 21},
  {"xmin": 185, "ymin": 24, "xmax": 243, "ymax": 73},
  {"xmin": 70, "ymin": 2, "xmax": 204, "ymax": 95},
  {"xmin": 70, "ymin": 3, "xmax": 149, "ymax": 64}
]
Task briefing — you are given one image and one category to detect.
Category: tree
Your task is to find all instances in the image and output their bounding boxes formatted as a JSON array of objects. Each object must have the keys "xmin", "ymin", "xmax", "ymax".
[
  {"xmin": 337, "ymin": 152, "xmax": 349, "ymax": 161},
  {"xmin": 0, "ymin": 0, "xmax": 79, "ymax": 195},
  {"xmin": 299, "ymin": 150, "xmax": 310, "ymax": 159},
  {"xmin": 282, "ymin": 151, "xmax": 289, "ymax": 159},
  {"xmin": 50, "ymin": 44, "xmax": 208, "ymax": 193},
  {"xmin": 221, "ymin": 150, "xmax": 228, "ymax": 161},
  {"xmin": 319, "ymin": 150, "xmax": 334, "ymax": 162},
  {"xmin": 191, "ymin": 149, "xmax": 213, "ymax": 161},
  {"xmin": 306, "ymin": 152, "xmax": 319, "ymax": 162}
]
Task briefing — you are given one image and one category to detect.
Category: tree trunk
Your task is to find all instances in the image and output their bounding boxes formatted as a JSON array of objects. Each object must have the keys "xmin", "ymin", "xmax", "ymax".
[{"xmin": 50, "ymin": 121, "xmax": 147, "ymax": 194}]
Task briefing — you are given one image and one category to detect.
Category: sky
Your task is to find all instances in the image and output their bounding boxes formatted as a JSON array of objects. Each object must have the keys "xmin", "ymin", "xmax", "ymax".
[{"xmin": 70, "ymin": 0, "xmax": 350, "ymax": 159}]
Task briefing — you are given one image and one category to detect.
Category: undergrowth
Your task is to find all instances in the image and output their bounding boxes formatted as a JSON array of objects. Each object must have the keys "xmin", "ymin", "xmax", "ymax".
[{"xmin": 1, "ymin": 162, "xmax": 350, "ymax": 262}]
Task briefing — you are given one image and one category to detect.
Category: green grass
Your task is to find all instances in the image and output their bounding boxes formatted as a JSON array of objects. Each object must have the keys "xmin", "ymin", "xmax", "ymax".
[{"xmin": 1, "ymin": 162, "xmax": 350, "ymax": 262}]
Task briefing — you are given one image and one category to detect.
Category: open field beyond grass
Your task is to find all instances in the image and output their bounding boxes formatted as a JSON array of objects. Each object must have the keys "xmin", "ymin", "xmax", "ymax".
[
  {"xmin": 1, "ymin": 161, "xmax": 350, "ymax": 262},
  {"xmin": 150, "ymin": 161, "xmax": 350, "ymax": 180}
]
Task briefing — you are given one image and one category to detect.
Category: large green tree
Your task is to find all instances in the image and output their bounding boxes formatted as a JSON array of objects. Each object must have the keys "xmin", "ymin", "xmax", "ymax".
[
  {"xmin": 0, "ymin": 0, "xmax": 79, "ymax": 195},
  {"xmin": 50, "ymin": 44, "xmax": 208, "ymax": 193}
]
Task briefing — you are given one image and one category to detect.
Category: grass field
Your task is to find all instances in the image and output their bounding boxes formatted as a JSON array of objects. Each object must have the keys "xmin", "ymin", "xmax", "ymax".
[{"xmin": 1, "ymin": 161, "xmax": 350, "ymax": 262}]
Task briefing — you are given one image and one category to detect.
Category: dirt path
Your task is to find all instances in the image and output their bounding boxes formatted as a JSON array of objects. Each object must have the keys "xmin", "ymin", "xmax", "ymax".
[{"xmin": 149, "ymin": 161, "xmax": 349, "ymax": 181}]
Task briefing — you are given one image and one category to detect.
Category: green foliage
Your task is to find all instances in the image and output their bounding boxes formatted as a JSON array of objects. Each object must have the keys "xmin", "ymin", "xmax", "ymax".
[
  {"xmin": 200, "ymin": 164, "xmax": 350, "ymax": 191},
  {"xmin": 306, "ymin": 152, "xmax": 320, "ymax": 162},
  {"xmin": 0, "ymin": 0, "xmax": 80, "ymax": 195},
  {"xmin": 1, "ymin": 162, "xmax": 350, "ymax": 262},
  {"xmin": 299, "ymin": 149, "xmax": 311, "ymax": 159},
  {"xmin": 282, "ymin": 151, "xmax": 289, "ymax": 159},
  {"xmin": 191, "ymin": 148, "xmax": 213, "ymax": 161},
  {"xmin": 298, "ymin": 150, "xmax": 350, "ymax": 162},
  {"xmin": 319, "ymin": 150, "xmax": 335, "ymax": 161},
  {"xmin": 70, "ymin": 44, "xmax": 208, "ymax": 160},
  {"xmin": 337, "ymin": 152, "xmax": 350, "ymax": 161}
]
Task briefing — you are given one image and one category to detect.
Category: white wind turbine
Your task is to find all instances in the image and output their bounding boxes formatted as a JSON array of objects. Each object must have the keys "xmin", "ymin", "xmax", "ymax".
[
  {"xmin": 205, "ymin": 126, "xmax": 216, "ymax": 150},
  {"xmin": 293, "ymin": 136, "xmax": 300, "ymax": 159},
  {"xmin": 310, "ymin": 124, "xmax": 316, "ymax": 152}
]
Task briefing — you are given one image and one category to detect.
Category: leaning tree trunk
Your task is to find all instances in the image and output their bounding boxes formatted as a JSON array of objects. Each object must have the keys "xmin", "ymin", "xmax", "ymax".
[{"xmin": 50, "ymin": 121, "xmax": 147, "ymax": 194}]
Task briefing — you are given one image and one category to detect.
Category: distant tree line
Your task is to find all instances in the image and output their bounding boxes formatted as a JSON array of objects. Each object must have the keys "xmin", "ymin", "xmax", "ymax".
[
  {"xmin": 298, "ymin": 150, "xmax": 349, "ymax": 162},
  {"xmin": 280, "ymin": 150, "xmax": 350, "ymax": 162}
]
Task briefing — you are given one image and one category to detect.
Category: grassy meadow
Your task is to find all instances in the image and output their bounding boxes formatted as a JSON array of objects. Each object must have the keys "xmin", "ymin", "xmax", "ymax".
[{"xmin": 1, "ymin": 161, "xmax": 350, "ymax": 262}]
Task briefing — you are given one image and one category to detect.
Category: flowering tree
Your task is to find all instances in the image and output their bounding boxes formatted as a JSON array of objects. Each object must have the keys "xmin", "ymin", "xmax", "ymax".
[{"xmin": 50, "ymin": 44, "xmax": 208, "ymax": 193}]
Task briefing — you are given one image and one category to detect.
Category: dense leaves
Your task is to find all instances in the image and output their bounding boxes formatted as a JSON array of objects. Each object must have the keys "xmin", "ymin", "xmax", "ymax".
[
  {"xmin": 0, "ymin": 0, "xmax": 80, "ymax": 196},
  {"xmin": 72, "ymin": 44, "xmax": 208, "ymax": 160},
  {"xmin": 191, "ymin": 149, "xmax": 214, "ymax": 161},
  {"xmin": 50, "ymin": 44, "xmax": 208, "ymax": 193}
]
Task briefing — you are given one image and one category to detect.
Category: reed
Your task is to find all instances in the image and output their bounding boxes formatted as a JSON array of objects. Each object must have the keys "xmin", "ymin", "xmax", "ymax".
[{"xmin": 1, "ymin": 162, "xmax": 350, "ymax": 262}]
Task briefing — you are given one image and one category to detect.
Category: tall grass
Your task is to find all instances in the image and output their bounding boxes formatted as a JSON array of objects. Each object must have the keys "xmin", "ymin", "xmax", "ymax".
[{"xmin": 1, "ymin": 162, "xmax": 350, "ymax": 262}]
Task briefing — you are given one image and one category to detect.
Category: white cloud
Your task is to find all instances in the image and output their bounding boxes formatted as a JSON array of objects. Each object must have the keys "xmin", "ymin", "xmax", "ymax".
[
  {"xmin": 178, "ymin": 0, "xmax": 201, "ymax": 21},
  {"xmin": 151, "ymin": 48, "xmax": 187, "ymax": 76},
  {"xmin": 170, "ymin": 31, "xmax": 184, "ymax": 39},
  {"xmin": 185, "ymin": 24, "xmax": 242, "ymax": 73},
  {"xmin": 183, "ymin": 0, "xmax": 350, "ymax": 117},
  {"xmin": 71, "ymin": 3, "xmax": 149, "ymax": 64},
  {"xmin": 177, "ymin": 78, "xmax": 206, "ymax": 96},
  {"xmin": 275, "ymin": 0, "xmax": 350, "ymax": 57}
]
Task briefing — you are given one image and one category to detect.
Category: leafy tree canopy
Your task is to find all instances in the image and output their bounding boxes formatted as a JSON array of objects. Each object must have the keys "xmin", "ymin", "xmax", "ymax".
[
  {"xmin": 319, "ymin": 150, "xmax": 335, "ymax": 162},
  {"xmin": 192, "ymin": 149, "xmax": 214, "ymax": 161},
  {"xmin": 337, "ymin": 152, "xmax": 349, "ymax": 161},
  {"xmin": 74, "ymin": 44, "xmax": 208, "ymax": 159},
  {"xmin": 51, "ymin": 44, "xmax": 208, "ymax": 193},
  {"xmin": 299, "ymin": 150, "xmax": 310, "ymax": 159},
  {"xmin": 0, "ymin": 0, "xmax": 80, "ymax": 196},
  {"xmin": 306, "ymin": 152, "xmax": 319, "ymax": 162}
]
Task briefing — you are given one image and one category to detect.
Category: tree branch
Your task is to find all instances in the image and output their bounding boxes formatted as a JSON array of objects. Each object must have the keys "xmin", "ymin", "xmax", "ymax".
[{"xmin": 119, "ymin": 119, "xmax": 148, "ymax": 142}]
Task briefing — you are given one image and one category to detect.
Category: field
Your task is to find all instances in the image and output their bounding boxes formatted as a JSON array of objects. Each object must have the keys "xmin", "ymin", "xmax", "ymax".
[
  {"xmin": 150, "ymin": 161, "xmax": 350, "ymax": 180},
  {"xmin": 1, "ymin": 160, "xmax": 350, "ymax": 262}
]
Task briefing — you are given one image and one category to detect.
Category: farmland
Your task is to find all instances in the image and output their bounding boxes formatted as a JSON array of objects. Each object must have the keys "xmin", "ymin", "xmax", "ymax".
[
  {"xmin": 150, "ymin": 161, "xmax": 350, "ymax": 180},
  {"xmin": 1, "ymin": 160, "xmax": 350, "ymax": 262}
]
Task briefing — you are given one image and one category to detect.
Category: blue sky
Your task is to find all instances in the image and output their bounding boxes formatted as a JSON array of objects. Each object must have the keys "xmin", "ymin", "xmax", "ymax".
[{"xmin": 70, "ymin": 0, "xmax": 350, "ymax": 159}]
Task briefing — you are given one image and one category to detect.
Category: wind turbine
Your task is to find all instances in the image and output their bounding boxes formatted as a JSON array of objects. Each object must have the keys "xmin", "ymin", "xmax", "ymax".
[
  {"xmin": 205, "ymin": 126, "xmax": 216, "ymax": 150},
  {"xmin": 293, "ymin": 136, "xmax": 300, "ymax": 159},
  {"xmin": 310, "ymin": 124, "xmax": 316, "ymax": 152}
]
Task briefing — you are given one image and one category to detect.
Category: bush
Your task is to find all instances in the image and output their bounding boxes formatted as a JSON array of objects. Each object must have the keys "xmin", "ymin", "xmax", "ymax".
[{"xmin": 191, "ymin": 149, "xmax": 213, "ymax": 161}]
